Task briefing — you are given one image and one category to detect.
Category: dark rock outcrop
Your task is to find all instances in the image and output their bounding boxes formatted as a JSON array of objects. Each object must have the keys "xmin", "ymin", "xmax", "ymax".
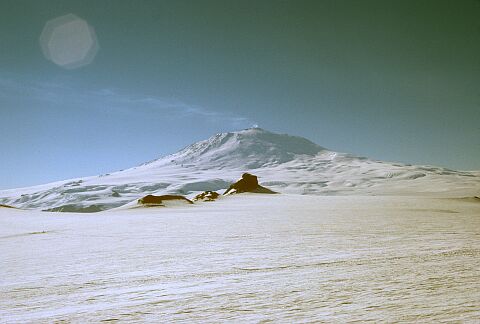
[
  {"xmin": 138, "ymin": 194, "xmax": 193, "ymax": 206},
  {"xmin": 223, "ymin": 173, "xmax": 276, "ymax": 195},
  {"xmin": 0, "ymin": 204, "xmax": 16, "ymax": 209},
  {"xmin": 193, "ymin": 191, "xmax": 220, "ymax": 202}
]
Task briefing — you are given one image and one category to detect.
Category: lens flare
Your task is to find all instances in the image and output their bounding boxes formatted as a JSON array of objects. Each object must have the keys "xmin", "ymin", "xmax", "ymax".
[{"xmin": 39, "ymin": 14, "xmax": 99, "ymax": 69}]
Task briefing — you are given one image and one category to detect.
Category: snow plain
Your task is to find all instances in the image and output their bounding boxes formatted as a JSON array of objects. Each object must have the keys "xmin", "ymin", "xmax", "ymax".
[
  {"xmin": 1, "ymin": 194, "xmax": 480, "ymax": 322},
  {"xmin": 1, "ymin": 128, "xmax": 479, "ymax": 322}
]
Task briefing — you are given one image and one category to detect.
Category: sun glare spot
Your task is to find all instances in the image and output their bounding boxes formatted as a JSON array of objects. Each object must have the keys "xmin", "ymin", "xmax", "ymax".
[{"xmin": 39, "ymin": 14, "xmax": 99, "ymax": 69}]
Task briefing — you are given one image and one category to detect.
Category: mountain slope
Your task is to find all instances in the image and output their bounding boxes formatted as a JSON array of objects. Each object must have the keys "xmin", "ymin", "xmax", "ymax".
[
  {"xmin": 1, "ymin": 128, "xmax": 479, "ymax": 211},
  {"xmin": 145, "ymin": 128, "xmax": 325, "ymax": 169}
]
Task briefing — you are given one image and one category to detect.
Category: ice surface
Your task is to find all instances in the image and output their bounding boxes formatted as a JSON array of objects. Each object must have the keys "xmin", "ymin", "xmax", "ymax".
[{"xmin": 1, "ymin": 195, "xmax": 479, "ymax": 322}]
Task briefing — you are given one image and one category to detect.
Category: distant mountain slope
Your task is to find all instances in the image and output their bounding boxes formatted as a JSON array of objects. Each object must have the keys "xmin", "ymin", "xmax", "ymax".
[
  {"xmin": 1, "ymin": 128, "xmax": 479, "ymax": 211},
  {"xmin": 145, "ymin": 128, "xmax": 325, "ymax": 169}
]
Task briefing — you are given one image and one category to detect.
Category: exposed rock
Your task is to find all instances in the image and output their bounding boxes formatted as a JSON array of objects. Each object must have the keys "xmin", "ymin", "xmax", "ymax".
[
  {"xmin": 224, "ymin": 173, "xmax": 276, "ymax": 195},
  {"xmin": 193, "ymin": 191, "xmax": 220, "ymax": 202},
  {"xmin": 138, "ymin": 194, "xmax": 193, "ymax": 206},
  {"xmin": 0, "ymin": 204, "xmax": 16, "ymax": 209}
]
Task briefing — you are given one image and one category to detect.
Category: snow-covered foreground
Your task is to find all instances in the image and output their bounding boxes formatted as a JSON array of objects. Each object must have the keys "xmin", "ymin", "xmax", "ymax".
[{"xmin": 1, "ymin": 194, "xmax": 479, "ymax": 322}]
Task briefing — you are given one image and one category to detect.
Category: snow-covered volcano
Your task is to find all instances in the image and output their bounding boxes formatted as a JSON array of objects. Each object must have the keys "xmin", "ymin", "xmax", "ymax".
[
  {"xmin": 1, "ymin": 128, "xmax": 479, "ymax": 211},
  {"xmin": 146, "ymin": 127, "xmax": 325, "ymax": 169}
]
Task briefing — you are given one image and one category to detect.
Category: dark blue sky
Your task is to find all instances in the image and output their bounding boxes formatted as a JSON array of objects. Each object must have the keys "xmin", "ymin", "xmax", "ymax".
[{"xmin": 1, "ymin": 0, "xmax": 479, "ymax": 189}]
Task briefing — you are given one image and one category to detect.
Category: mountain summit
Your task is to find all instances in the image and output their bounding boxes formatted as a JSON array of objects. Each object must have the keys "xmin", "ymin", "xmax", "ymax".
[
  {"xmin": 150, "ymin": 128, "xmax": 325, "ymax": 169},
  {"xmin": 0, "ymin": 128, "xmax": 479, "ymax": 211}
]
